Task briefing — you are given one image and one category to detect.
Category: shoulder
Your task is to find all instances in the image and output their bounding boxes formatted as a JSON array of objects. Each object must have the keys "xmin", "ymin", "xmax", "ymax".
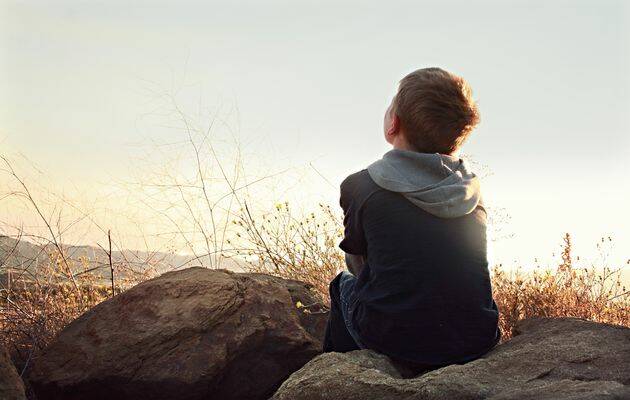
[
  {"xmin": 339, "ymin": 169, "xmax": 383, "ymax": 214},
  {"xmin": 341, "ymin": 169, "xmax": 376, "ymax": 192},
  {"xmin": 340, "ymin": 169, "xmax": 381, "ymax": 200}
]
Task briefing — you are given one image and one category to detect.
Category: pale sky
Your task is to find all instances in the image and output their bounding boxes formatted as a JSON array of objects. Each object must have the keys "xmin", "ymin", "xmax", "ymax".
[{"xmin": 1, "ymin": 0, "xmax": 629, "ymax": 268}]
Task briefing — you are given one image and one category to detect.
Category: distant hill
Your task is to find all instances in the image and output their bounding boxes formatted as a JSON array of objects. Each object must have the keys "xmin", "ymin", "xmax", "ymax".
[{"xmin": 0, "ymin": 235, "xmax": 244, "ymax": 284}]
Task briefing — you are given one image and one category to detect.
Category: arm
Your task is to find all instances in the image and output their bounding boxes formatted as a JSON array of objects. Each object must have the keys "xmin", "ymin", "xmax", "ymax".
[
  {"xmin": 339, "ymin": 173, "xmax": 369, "ymax": 275},
  {"xmin": 345, "ymin": 253, "xmax": 366, "ymax": 276}
]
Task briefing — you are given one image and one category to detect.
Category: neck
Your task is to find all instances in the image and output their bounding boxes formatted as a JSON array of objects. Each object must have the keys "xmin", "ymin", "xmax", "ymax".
[
  {"xmin": 391, "ymin": 133, "xmax": 417, "ymax": 152},
  {"xmin": 391, "ymin": 135, "xmax": 457, "ymax": 156}
]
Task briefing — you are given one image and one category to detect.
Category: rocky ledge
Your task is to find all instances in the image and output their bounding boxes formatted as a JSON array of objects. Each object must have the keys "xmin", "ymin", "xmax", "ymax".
[{"xmin": 272, "ymin": 317, "xmax": 630, "ymax": 400}]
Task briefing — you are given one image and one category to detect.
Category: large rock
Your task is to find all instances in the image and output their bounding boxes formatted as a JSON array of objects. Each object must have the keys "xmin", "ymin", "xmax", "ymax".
[
  {"xmin": 272, "ymin": 318, "xmax": 630, "ymax": 400},
  {"xmin": 29, "ymin": 268, "xmax": 327, "ymax": 400},
  {"xmin": 0, "ymin": 347, "xmax": 26, "ymax": 400}
]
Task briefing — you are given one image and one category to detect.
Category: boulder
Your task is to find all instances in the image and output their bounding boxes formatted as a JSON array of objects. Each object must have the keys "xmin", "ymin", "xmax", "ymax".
[
  {"xmin": 0, "ymin": 347, "xmax": 26, "ymax": 400},
  {"xmin": 29, "ymin": 267, "xmax": 327, "ymax": 400},
  {"xmin": 272, "ymin": 318, "xmax": 630, "ymax": 400}
]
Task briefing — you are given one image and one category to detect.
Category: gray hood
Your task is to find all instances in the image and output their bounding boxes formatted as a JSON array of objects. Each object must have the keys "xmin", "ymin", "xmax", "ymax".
[{"xmin": 367, "ymin": 149, "xmax": 481, "ymax": 218}]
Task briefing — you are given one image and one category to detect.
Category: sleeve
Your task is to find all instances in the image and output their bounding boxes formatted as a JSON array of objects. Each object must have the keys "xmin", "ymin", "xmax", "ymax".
[{"xmin": 338, "ymin": 176, "xmax": 368, "ymax": 255}]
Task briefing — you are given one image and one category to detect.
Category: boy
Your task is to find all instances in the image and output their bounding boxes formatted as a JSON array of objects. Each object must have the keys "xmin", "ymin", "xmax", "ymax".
[{"xmin": 323, "ymin": 67, "xmax": 500, "ymax": 371}]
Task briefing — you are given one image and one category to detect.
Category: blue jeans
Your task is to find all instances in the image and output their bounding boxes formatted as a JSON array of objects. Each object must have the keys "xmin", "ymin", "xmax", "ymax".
[{"xmin": 323, "ymin": 271, "xmax": 365, "ymax": 352}]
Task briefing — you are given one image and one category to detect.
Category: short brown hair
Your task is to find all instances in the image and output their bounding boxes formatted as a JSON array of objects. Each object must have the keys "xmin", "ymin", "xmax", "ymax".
[{"xmin": 393, "ymin": 68, "xmax": 480, "ymax": 154}]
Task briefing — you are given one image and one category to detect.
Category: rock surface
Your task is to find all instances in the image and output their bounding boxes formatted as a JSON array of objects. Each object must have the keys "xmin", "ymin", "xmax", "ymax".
[
  {"xmin": 0, "ymin": 347, "xmax": 26, "ymax": 400},
  {"xmin": 29, "ymin": 267, "xmax": 327, "ymax": 400},
  {"xmin": 272, "ymin": 318, "xmax": 630, "ymax": 400}
]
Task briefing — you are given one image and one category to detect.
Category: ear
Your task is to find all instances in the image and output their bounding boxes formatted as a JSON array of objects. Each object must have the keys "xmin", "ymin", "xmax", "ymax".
[{"xmin": 386, "ymin": 112, "xmax": 401, "ymax": 137}]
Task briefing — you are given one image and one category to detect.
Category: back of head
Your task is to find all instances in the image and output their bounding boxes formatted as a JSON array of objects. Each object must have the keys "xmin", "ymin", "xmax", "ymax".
[{"xmin": 394, "ymin": 68, "xmax": 479, "ymax": 155}]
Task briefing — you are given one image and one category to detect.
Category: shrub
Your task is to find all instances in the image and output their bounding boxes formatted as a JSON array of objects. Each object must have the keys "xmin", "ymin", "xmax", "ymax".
[
  {"xmin": 492, "ymin": 233, "xmax": 629, "ymax": 339},
  {"xmin": 232, "ymin": 202, "xmax": 344, "ymax": 299}
]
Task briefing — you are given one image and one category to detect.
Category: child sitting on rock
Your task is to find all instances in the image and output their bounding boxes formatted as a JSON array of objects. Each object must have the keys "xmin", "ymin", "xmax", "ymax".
[{"xmin": 323, "ymin": 67, "xmax": 501, "ymax": 372}]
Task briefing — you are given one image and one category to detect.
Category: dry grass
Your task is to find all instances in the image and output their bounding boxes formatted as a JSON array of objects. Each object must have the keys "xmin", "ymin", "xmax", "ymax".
[
  {"xmin": 492, "ymin": 233, "xmax": 629, "ymax": 339},
  {"xmin": 232, "ymin": 202, "xmax": 343, "ymax": 298},
  {"xmin": 0, "ymin": 250, "xmax": 156, "ymax": 374},
  {"xmin": 1, "ymin": 256, "xmax": 110, "ymax": 373}
]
